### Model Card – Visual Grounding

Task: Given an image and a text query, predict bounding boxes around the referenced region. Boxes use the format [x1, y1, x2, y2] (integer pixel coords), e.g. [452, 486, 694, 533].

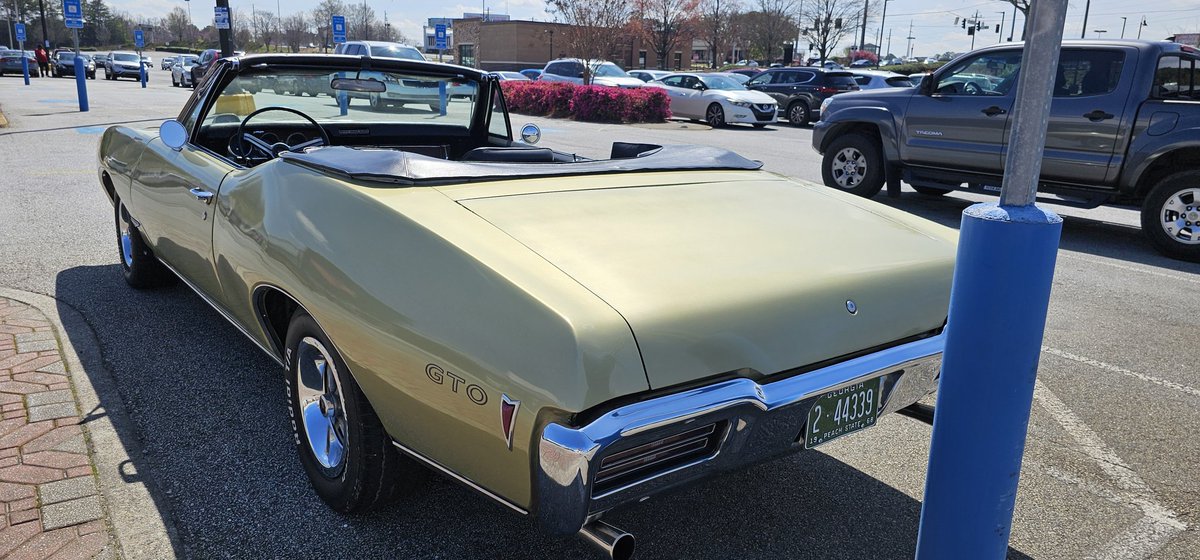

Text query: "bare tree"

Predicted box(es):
[633, 0, 700, 70]
[346, 3, 376, 41]
[999, 0, 1029, 40]
[164, 6, 192, 44]
[800, 0, 860, 64]
[546, 0, 633, 83]
[282, 13, 310, 53]
[312, 0, 345, 52]
[253, 10, 278, 51]
[738, 0, 799, 63]
[699, 0, 740, 67]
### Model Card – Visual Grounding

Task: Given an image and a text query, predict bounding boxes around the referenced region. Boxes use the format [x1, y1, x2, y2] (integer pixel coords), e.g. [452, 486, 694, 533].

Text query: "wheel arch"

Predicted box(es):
[816, 110, 900, 162]
[252, 283, 303, 360]
[1131, 146, 1200, 200]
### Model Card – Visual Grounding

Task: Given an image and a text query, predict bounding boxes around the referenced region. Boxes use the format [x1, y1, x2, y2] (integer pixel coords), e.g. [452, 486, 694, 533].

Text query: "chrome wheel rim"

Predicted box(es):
[830, 147, 867, 189]
[117, 203, 134, 268]
[1160, 187, 1200, 245]
[295, 336, 349, 472]
[707, 105, 724, 127]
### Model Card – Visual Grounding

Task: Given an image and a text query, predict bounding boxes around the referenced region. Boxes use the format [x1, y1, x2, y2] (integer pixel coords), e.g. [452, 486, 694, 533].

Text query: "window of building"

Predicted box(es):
[458, 44, 475, 68]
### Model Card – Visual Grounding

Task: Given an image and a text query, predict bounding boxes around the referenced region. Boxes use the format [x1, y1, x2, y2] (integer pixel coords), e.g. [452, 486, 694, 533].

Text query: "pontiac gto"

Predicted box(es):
[97, 54, 956, 558]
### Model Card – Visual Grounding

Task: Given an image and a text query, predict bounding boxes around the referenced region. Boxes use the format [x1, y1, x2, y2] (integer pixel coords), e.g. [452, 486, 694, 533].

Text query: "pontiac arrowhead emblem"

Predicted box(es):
[846, 299, 858, 315]
[500, 394, 520, 450]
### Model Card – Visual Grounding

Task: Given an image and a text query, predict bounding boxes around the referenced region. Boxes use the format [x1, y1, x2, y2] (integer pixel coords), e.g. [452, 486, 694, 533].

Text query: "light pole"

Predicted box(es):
[1119, 17, 1127, 38]
[1080, 0, 1090, 39]
[997, 11, 1006, 44]
[1008, 3, 1017, 41]
[1137, 16, 1147, 39]
[876, 0, 891, 58]
[1094, 29, 1106, 38]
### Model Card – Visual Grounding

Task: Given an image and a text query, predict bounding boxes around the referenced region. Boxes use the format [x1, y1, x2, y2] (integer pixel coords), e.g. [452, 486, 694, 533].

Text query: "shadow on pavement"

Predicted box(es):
[876, 192, 1200, 275]
[55, 264, 1034, 559]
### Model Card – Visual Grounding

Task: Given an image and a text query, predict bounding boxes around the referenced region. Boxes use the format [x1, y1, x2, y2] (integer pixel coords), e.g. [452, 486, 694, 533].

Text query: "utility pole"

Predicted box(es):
[1137, 16, 1146, 39]
[886, 28, 892, 59]
[859, 0, 869, 58]
[906, 19, 914, 58]
[216, 0, 233, 57]
[997, 11, 1006, 44]
[877, 0, 890, 58]
[362, 0, 369, 40]
[1008, 3, 1017, 41]
[1119, 16, 1127, 38]
[1080, 0, 1089, 39]
[38, 0, 47, 48]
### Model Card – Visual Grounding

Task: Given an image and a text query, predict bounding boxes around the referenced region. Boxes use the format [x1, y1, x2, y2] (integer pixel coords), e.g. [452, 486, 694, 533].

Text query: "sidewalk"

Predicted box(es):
[0, 297, 113, 558]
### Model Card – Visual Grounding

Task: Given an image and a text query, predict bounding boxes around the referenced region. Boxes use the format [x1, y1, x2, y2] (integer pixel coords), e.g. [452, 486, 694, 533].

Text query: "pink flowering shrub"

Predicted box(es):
[500, 81, 670, 123]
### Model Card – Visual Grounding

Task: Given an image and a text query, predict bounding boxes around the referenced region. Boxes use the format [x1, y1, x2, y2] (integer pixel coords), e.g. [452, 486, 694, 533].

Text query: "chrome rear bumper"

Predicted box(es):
[534, 332, 944, 535]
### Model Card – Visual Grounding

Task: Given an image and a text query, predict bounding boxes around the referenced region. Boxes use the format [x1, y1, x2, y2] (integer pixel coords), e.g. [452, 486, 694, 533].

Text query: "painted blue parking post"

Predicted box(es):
[915, 0, 1069, 559]
[438, 82, 447, 116]
[16, 24, 29, 85]
[135, 30, 146, 88]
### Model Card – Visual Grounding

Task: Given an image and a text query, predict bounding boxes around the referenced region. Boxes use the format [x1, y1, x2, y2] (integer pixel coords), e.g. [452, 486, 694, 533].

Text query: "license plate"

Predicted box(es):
[803, 377, 883, 448]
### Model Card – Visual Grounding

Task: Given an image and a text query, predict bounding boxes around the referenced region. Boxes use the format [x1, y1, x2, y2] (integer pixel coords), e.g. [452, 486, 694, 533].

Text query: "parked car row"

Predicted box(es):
[0, 49, 40, 77]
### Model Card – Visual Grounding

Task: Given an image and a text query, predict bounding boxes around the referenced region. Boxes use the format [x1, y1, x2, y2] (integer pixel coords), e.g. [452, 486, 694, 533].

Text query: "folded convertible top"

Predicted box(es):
[279, 144, 763, 186]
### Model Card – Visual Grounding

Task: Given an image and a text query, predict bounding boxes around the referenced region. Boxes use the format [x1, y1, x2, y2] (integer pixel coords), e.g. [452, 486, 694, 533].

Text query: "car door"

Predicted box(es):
[901, 48, 1021, 174]
[659, 75, 699, 117]
[1032, 48, 1133, 186]
[745, 70, 782, 106]
[129, 83, 233, 299]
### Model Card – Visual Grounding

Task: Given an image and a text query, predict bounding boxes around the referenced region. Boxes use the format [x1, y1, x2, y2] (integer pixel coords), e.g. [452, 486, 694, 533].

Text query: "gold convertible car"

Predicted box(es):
[97, 55, 955, 559]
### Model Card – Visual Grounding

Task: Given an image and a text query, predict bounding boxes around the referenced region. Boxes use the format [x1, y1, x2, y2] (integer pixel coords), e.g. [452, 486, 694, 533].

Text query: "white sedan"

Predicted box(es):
[650, 73, 777, 128]
[170, 55, 200, 87]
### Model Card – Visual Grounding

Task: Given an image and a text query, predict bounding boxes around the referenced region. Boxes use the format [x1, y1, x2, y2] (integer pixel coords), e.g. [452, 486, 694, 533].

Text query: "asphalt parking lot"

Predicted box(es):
[1, 61, 1198, 559]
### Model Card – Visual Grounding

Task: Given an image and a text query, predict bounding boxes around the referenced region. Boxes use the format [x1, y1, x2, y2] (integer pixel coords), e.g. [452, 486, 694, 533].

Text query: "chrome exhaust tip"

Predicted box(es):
[578, 520, 636, 560]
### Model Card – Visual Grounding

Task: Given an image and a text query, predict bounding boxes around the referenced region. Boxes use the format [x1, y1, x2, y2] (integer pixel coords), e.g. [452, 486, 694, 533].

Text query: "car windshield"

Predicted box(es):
[370, 45, 424, 61]
[201, 68, 480, 129]
[180, 56, 198, 65]
[58, 52, 76, 61]
[593, 63, 629, 77]
[113, 53, 138, 62]
[699, 75, 746, 90]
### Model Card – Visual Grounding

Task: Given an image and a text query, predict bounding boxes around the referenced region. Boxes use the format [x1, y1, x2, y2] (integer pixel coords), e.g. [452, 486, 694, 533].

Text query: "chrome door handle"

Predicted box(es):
[189, 187, 214, 204]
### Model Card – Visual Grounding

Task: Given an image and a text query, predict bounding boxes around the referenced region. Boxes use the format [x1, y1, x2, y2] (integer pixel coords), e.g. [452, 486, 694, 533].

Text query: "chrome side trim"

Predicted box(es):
[155, 258, 284, 367]
[390, 440, 528, 515]
[535, 332, 945, 536]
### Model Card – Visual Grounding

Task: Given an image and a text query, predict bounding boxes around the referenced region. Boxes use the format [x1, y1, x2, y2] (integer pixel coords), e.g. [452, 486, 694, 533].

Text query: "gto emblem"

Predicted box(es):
[846, 300, 858, 315]
[425, 364, 488, 405]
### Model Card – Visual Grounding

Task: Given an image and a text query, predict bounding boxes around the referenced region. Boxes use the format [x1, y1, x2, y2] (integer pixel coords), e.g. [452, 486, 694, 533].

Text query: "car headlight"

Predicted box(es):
[730, 101, 754, 108]
[820, 98, 832, 117]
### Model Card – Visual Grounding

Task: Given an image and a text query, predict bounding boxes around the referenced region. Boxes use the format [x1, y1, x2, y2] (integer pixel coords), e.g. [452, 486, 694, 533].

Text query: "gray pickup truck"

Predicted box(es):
[813, 40, 1200, 262]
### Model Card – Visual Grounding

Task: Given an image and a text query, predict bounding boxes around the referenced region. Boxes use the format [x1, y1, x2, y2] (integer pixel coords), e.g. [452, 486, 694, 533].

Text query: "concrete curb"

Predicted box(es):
[0, 287, 179, 559]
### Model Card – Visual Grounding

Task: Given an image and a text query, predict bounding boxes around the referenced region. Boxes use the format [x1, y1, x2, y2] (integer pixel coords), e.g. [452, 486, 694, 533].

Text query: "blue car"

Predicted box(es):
[0, 50, 40, 77]
[519, 68, 542, 80]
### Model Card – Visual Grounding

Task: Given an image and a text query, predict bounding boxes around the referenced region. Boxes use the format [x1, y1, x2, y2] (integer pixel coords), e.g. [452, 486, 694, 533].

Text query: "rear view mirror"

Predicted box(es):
[520, 123, 541, 145]
[159, 120, 187, 151]
[331, 78, 385, 92]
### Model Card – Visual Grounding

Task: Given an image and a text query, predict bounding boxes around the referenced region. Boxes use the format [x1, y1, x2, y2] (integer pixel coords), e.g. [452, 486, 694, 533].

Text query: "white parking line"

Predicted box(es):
[1033, 380, 1186, 559]
[1058, 253, 1200, 285]
[1042, 346, 1200, 399]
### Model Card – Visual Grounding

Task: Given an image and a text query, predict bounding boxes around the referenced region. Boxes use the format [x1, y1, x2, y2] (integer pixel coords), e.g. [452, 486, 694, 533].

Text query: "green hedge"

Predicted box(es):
[878, 62, 947, 75]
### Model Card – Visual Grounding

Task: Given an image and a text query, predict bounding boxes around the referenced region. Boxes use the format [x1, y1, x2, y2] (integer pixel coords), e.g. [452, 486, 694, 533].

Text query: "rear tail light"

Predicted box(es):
[817, 86, 839, 94]
[594, 421, 725, 494]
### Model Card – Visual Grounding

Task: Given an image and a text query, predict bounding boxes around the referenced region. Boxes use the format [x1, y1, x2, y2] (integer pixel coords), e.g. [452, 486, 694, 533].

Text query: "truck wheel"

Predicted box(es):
[821, 133, 885, 197]
[115, 200, 175, 289]
[1140, 171, 1200, 262]
[787, 101, 810, 127]
[285, 312, 420, 513]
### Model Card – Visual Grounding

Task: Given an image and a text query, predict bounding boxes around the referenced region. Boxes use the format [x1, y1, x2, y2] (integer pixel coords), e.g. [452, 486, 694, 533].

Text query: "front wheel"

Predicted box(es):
[1140, 170, 1200, 262]
[285, 312, 421, 512]
[706, 103, 726, 128]
[787, 101, 811, 127]
[114, 200, 175, 289]
[821, 132, 886, 197]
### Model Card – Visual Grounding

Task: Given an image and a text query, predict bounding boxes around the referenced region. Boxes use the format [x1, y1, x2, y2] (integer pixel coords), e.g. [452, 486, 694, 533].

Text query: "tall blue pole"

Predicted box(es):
[140, 61, 147, 88]
[21, 46, 30, 85]
[914, 0, 1069, 558]
[72, 28, 88, 112]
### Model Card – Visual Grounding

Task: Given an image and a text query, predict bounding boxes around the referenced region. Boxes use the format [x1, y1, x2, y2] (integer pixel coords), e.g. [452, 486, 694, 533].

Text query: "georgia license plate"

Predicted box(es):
[803, 377, 884, 448]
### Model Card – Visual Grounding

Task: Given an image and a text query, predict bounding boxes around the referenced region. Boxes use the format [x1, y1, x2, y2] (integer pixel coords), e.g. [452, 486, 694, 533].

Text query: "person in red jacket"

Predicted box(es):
[34, 46, 49, 77]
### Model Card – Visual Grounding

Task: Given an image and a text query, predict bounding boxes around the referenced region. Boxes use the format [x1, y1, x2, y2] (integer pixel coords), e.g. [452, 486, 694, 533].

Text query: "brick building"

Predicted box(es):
[449, 17, 703, 72]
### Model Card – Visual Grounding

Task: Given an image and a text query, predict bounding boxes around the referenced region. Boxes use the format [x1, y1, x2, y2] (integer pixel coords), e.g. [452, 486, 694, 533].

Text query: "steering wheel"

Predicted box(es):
[232, 106, 330, 163]
[963, 81, 982, 95]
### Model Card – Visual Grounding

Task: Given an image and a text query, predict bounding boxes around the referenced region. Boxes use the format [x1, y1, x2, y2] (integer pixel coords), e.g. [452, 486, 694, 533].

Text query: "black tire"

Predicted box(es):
[114, 200, 175, 289]
[821, 132, 886, 197]
[1140, 170, 1200, 263]
[912, 185, 951, 196]
[284, 312, 420, 513]
[706, 103, 726, 128]
[787, 101, 811, 127]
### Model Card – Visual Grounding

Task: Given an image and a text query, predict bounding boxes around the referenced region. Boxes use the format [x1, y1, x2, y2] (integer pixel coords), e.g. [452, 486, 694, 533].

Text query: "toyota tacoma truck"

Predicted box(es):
[813, 39, 1200, 262]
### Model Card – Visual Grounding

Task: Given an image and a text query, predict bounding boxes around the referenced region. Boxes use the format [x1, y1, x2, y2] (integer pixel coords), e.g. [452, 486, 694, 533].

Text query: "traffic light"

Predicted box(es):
[995, 24, 1000, 33]
[835, 18, 842, 29]
[962, 20, 966, 29]
[954, 17, 959, 25]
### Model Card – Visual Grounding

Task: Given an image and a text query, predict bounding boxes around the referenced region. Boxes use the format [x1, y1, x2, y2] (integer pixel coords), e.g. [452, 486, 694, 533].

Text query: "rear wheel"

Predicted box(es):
[114, 200, 175, 289]
[787, 101, 811, 127]
[285, 312, 421, 513]
[821, 132, 885, 197]
[1140, 170, 1200, 262]
[706, 103, 726, 128]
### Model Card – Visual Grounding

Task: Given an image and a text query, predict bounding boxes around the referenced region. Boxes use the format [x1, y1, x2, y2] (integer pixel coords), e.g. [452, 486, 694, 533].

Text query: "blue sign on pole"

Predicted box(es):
[63, 0, 84, 28]
[14, 23, 26, 42]
[332, 15, 347, 44]
[214, 7, 231, 30]
[434, 24, 448, 50]
[134, 29, 145, 49]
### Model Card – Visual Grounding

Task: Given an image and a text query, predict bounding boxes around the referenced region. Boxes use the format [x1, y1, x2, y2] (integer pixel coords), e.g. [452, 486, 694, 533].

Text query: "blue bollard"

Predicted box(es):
[438, 82, 447, 116]
[915, 202, 1062, 560]
[21, 56, 30, 85]
[140, 63, 147, 88]
[74, 56, 89, 112]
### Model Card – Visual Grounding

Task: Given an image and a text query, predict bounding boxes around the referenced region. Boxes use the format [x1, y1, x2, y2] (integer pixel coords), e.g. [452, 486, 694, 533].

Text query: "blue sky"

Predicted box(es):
[113, 0, 1200, 58]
